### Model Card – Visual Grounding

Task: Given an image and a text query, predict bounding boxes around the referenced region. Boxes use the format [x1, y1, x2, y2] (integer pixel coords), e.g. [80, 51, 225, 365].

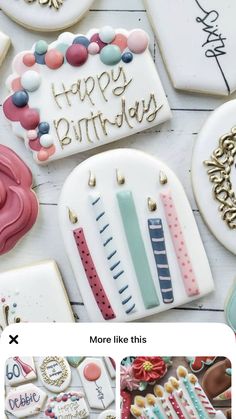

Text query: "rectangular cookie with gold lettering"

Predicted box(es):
[3, 28, 171, 164]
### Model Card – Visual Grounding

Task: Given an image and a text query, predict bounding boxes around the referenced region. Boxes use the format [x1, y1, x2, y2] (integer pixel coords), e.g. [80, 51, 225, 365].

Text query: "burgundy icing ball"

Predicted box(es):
[90, 33, 107, 50]
[21, 108, 40, 130]
[66, 44, 88, 66]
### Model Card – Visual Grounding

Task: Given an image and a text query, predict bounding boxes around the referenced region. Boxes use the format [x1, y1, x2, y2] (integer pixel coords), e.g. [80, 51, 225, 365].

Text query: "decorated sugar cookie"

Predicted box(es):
[98, 409, 116, 419]
[44, 391, 89, 418]
[5, 383, 47, 418]
[129, 366, 226, 419]
[0, 260, 74, 333]
[67, 356, 85, 368]
[3, 28, 171, 164]
[5, 357, 36, 387]
[78, 358, 115, 409]
[105, 357, 116, 379]
[38, 356, 71, 393]
[0, 0, 94, 32]
[202, 359, 231, 399]
[0, 145, 38, 255]
[0, 31, 10, 66]
[145, 0, 236, 96]
[186, 356, 216, 373]
[192, 100, 236, 254]
[59, 149, 214, 322]
[225, 279, 236, 332]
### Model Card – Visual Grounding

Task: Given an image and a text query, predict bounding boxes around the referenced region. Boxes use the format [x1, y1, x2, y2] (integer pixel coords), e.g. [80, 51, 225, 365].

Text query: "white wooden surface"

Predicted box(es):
[0, 0, 235, 324]
[5, 357, 116, 418]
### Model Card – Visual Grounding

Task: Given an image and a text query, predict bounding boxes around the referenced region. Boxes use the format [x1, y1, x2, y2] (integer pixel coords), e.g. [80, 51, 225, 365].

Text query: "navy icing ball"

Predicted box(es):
[12, 90, 29, 107]
[122, 52, 133, 63]
[38, 122, 50, 134]
[73, 36, 90, 48]
[34, 52, 46, 65]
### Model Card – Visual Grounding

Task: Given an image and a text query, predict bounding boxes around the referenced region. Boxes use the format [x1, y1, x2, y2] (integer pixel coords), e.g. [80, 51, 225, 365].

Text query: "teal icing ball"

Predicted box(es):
[35, 40, 48, 55]
[100, 44, 121, 65]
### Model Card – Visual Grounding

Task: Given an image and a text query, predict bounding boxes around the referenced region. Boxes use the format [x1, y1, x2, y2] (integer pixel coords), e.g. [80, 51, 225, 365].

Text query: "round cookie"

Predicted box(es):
[3, 28, 171, 164]
[98, 410, 116, 419]
[0, 0, 95, 32]
[37, 356, 71, 393]
[202, 359, 232, 399]
[145, 0, 236, 96]
[192, 100, 236, 254]
[59, 149, 214, 322]
[0, 144, 38, 255]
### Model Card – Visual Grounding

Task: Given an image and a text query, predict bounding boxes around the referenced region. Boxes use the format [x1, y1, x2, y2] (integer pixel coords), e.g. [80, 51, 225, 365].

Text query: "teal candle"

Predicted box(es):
[117, 190, 160, 309]
[183, 377, 207, 419]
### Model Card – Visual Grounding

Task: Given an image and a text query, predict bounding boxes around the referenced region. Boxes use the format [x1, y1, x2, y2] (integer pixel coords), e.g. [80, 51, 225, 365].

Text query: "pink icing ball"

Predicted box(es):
[88, 42, 100, 55]
[23, 53, 36, 67]
[45, 49, 64, 69]
[11, 78, 22, 92]
[66, 44, 88, 66]
[127, 29, 149, 54]
[90, 33, 106, 50]
[111, 33, 127, 52]
[27, 130, 38, 140]
[83, 362, 101, 381]
[21, 109, 40, 130]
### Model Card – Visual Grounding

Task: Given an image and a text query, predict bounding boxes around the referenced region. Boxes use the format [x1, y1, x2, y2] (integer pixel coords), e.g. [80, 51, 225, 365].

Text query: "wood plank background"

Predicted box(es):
[5, 357, 116, 418]
[0, 0, 235, 323]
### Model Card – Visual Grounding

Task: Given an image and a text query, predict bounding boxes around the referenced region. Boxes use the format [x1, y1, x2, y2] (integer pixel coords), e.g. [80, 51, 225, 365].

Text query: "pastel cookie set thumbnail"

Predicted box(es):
[5, 356, 116, 418]
[120, 357, 231, 419]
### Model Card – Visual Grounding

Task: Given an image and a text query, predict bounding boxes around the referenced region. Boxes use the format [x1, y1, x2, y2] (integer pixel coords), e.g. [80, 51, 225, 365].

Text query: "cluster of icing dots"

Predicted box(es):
[45, 393, 83, 417]
[6, 27, 149, 162]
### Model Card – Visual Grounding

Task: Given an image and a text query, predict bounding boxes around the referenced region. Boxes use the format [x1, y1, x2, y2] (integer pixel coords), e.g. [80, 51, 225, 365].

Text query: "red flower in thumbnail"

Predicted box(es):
[132, 357, 167, 383]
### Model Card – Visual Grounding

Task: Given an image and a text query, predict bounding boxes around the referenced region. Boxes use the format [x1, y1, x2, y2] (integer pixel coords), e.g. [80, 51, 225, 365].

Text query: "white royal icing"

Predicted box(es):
[145, 0, 236, 96]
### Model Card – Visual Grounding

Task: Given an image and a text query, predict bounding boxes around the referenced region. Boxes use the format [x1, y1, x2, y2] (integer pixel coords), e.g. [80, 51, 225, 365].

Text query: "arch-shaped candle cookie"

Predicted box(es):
[59, 149, 214, 322]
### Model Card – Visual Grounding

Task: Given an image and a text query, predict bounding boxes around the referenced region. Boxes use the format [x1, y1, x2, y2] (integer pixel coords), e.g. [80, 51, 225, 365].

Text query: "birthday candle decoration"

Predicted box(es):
[146, 394, 165, 419]
[90, 193, 136, 314]
[117, 190, 160, 309]
[164, 383, 186, 419]
[154, 385, 174, 419]
[189, 374, 217, 417]
[70, 210, 115, 320]
[148, 219, 174, 304]
[169, 377, 197, 418]
[177, 367, 208, 419]
[160, 191, 200, 297]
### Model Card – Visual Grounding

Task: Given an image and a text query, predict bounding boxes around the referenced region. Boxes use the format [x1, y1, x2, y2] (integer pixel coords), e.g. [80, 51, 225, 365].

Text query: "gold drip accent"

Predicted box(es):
[148, 197, 157, 212]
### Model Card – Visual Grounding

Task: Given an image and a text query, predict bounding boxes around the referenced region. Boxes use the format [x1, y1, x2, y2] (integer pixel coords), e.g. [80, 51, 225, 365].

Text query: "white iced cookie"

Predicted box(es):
[3, 27, 171, 164]
[5, 357, 37, 387]
[37, 356, 71, 393]
[0, 31, 10, 66]
[44, 391, 89, 418]
[192, 100, 236, 254]
[5, 383, 47, 418]
[98, 410, 116, 419]
[145, 0, 236, 96]
[0, 260, 74, 333]
[0, 0, 94, 32]
[104, 357, 116, 379]
[59, 148, 214, 322]
[77, 358, 115, 409]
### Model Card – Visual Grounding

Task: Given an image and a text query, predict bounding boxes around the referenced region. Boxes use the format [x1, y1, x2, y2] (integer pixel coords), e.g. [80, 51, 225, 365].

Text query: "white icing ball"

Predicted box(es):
[99, 26, 116, 43]
[21, 70, 41, 92]
[40, 134, 53, 148]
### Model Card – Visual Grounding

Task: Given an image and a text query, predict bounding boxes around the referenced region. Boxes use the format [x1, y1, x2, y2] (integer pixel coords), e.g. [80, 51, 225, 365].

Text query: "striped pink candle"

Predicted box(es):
[160, 191, 199, 297]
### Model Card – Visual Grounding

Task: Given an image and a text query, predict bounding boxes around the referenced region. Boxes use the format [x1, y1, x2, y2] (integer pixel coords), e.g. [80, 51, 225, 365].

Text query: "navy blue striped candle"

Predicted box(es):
[148, 219, 174, 303]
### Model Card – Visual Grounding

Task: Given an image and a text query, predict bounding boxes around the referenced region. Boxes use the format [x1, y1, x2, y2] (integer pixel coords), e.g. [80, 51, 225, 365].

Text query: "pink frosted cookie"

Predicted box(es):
[0, 145, 38, 255]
